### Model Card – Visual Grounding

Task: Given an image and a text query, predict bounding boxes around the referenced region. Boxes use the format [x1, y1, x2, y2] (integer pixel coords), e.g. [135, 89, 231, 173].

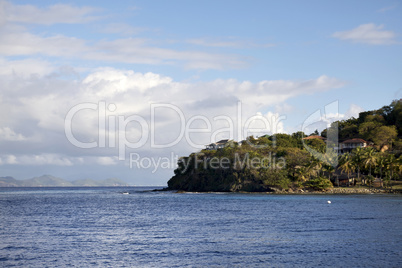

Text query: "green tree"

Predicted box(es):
[320, 128, 327, 138]
[339, 124, 359, 140]
[256, 136, 272, 147]
[303, 177, 333, 191]
[280, 148, 311, 180]
[384, 154, 397, 188]
[352, 147, 365, 184]
[339, 153, 355, 184]
[363, 148, 378, 179]
[292, 131, 306, 140]
[371, 125, 397, 149]
[295, 166, 309, 182]
[323, 163, 335, 181]
[269, 133, 298, 148]
[291, 131, 306, 148]
[365, 114, 386, 124]
[358, 121, 381, 141]
[305, 138, 326, 154]
[376, 153, 387, 179]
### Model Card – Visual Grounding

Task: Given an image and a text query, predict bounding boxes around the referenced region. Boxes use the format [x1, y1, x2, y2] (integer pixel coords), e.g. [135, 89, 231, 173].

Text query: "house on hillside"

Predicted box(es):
[205, 139, 230, 150]
[338, 138, 367, 154]
[301, 135, 368, 155]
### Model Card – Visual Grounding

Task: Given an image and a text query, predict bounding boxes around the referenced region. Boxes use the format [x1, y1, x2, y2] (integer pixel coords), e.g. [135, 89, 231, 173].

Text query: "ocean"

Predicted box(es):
[0, 187, 401, 267]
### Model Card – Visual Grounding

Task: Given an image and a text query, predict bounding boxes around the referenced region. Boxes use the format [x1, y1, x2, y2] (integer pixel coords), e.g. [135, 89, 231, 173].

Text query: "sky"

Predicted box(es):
[0, 0, 401, 185]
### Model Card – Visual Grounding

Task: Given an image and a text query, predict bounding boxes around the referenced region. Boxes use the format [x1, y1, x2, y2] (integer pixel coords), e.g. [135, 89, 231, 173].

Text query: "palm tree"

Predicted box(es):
[339, 153, 355, 186]
[383, 154, 396, 188]
[363, 148, 378, 187]
[324, 164, 335, 181]
[376, 153, 387, 179]
[363, 148, 377, 177]
[352, 147, 365, 185]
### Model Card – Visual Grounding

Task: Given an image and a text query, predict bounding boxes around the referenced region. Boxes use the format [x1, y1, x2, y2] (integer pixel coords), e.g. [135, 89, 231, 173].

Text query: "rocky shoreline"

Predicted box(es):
[270, 187, 401, 194]
[172, 187, 402, 194]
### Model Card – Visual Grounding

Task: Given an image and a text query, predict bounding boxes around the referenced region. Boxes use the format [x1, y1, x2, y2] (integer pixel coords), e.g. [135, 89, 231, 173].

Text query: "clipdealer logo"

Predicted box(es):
[64, 101, 285, 160]
[64, 100, 340, 171]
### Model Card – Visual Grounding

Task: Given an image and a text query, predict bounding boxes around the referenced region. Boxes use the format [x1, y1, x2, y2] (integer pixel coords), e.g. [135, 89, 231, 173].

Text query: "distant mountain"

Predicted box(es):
[0, 175, 129, 187]
[0, 176, 23, 187]
[23, 175, 74, 187]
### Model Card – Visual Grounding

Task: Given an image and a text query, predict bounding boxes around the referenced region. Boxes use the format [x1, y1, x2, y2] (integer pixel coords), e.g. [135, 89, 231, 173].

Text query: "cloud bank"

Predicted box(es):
[0, 66, 345, 168]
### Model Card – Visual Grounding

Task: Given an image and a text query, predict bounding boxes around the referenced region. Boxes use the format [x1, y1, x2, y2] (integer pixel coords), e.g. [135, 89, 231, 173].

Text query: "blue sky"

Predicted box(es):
[0, 0, 401, 185]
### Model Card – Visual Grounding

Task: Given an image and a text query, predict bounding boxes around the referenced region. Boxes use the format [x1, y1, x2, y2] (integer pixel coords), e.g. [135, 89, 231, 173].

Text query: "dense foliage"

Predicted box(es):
[167, 100, 402, 192]
[322, 99, 402, 150]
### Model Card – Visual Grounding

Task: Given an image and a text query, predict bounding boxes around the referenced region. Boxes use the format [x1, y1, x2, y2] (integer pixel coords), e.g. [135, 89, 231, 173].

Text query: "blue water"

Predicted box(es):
[0, 187, 401, 267]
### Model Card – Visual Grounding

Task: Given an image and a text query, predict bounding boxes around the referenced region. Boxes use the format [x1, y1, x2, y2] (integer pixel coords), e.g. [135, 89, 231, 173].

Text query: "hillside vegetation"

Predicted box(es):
[167, 100, 402, 192]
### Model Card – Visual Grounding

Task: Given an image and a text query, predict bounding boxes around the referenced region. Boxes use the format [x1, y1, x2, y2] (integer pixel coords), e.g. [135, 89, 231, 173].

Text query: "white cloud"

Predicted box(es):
[6, 155, 17, 164]
[2, 1, 99, 25]
[0, 127, 26, 141]
[96, 156, 118, 166]
[83, 68, 173, 96]
[344, 104, 364, 119]
[332, 23, 397, 45]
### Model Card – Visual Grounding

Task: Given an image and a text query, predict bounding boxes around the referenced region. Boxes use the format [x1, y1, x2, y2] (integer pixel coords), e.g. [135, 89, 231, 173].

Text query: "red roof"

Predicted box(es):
[302, 135, 326, 140]
[341, 138, 366, 144]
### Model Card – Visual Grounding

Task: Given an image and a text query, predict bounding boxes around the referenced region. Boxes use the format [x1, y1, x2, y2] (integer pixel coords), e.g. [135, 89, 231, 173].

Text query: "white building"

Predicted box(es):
[338, 138, 367, 154]
[205, 139, 230, 150]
